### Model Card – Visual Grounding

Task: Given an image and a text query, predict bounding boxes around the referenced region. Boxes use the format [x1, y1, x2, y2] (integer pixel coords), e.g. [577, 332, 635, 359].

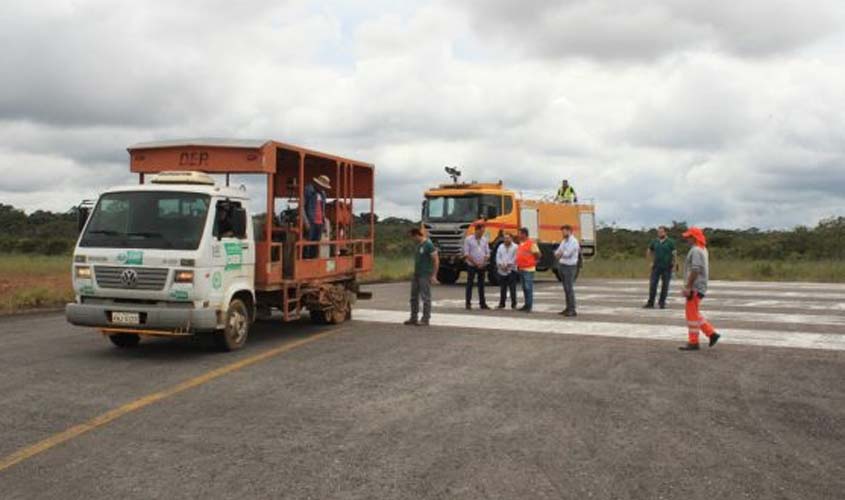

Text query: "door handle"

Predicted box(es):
[241, 243, 249, 250]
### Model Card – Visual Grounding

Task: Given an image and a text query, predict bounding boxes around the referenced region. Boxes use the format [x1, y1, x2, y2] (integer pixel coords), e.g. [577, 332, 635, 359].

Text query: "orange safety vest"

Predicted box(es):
[516, 239, 538, 270]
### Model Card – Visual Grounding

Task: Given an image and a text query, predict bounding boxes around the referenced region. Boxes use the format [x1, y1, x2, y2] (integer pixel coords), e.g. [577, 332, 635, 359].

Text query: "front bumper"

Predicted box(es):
[66, 302, 219, 333]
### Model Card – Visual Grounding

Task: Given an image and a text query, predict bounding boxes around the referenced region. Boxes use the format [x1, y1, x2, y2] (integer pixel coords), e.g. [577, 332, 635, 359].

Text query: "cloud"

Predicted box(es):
[459, 0, 845, 61]
[0, 0, 843, 230]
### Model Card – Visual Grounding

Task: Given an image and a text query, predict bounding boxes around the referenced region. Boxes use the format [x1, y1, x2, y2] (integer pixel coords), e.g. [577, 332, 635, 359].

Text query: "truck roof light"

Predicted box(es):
[150, 171, 215, 186]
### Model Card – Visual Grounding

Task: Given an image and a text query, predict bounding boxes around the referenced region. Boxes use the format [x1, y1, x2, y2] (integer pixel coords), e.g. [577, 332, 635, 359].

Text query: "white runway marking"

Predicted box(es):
[598, 279, 845, 291]
[429, 299, 845, 327]
[550, 285, 845, 300]
[533, 292, 845, 311]
[355, 309, 845, 352]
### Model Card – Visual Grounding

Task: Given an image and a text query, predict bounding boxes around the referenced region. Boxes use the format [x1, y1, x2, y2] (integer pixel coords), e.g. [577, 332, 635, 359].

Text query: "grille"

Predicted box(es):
[429, 231, 464, 257]
[94, 266, 169, 291]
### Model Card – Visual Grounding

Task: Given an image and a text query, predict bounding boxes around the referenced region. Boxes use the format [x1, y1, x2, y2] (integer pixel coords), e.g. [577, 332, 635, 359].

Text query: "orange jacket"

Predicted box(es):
[516, 239, 538, 270]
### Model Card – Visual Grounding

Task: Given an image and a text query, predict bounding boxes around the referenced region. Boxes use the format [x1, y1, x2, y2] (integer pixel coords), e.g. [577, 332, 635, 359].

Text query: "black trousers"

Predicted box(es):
[498, 272, 517, 307]
[648, 266, 673, 306]
[465, 267, 487, 306]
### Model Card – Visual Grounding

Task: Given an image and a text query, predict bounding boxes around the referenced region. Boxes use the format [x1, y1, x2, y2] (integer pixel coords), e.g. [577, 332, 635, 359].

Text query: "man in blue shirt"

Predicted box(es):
[554, 224, 580, 316]
[303, 175, 330, 259]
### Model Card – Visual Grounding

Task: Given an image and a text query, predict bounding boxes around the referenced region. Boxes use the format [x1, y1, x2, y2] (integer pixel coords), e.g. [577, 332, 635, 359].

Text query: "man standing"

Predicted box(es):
[463, 223, 490, 310]
[405, 228, 439, 327]
[679, 227, 721, 351]
[303, 175, 331, 259]
[555, 180, 578, 204]
[554, 225, 580, 317]
[516, 227, 541, 312]
[644, 225, 677, 309]
[496, 232, 518, 309]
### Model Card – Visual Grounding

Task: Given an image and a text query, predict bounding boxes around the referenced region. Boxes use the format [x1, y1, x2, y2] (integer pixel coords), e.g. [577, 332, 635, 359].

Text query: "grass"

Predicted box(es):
[0, 254, 73, 313]
[581, 257, 845, 282]
[1, 253, 842, 314]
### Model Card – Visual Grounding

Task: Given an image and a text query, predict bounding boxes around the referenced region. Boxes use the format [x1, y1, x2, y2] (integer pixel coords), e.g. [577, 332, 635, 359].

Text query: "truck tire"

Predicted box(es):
[437, 268, 459, 285]
[214, 298, 249, 351]
[309, 309, 329, 325]
[109, 333, 140, 348]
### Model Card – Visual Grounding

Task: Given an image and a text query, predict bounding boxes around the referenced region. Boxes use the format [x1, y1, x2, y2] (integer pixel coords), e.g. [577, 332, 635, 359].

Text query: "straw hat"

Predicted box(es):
[313, 175, 331, 190]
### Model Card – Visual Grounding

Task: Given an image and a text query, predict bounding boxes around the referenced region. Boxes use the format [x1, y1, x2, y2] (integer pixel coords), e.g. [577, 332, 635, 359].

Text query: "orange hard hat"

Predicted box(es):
[682, 227, 707, 247]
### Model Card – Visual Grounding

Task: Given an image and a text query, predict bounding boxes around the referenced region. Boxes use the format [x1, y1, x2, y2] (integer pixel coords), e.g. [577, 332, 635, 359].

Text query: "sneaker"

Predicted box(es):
[678, 343, 700, 351]
[403, 319, 418, 326]
[709, 332, 721, 347]
[417, 319, 430, 327]
[563, 310, 577, 317]
[642, 303, 655, 309]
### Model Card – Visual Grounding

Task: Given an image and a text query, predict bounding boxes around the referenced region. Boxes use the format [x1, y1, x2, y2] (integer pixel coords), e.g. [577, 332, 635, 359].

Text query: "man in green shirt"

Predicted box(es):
[405, 228, 439, 326]
[644, 225, 677, 309]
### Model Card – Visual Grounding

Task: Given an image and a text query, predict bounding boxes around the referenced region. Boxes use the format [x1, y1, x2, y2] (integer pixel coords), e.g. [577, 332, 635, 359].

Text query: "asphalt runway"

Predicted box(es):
[0, 278, 843, 499]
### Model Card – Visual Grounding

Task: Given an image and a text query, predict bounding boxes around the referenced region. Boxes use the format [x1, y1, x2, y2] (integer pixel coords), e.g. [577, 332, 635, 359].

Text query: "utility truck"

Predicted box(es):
[422, 169, 596, 284]
[67, 139, 375, 350]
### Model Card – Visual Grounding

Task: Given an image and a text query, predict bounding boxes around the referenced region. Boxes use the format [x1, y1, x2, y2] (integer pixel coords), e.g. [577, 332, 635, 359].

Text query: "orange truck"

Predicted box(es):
[422, 175, 596, 284]
[67, 139, 375, 350]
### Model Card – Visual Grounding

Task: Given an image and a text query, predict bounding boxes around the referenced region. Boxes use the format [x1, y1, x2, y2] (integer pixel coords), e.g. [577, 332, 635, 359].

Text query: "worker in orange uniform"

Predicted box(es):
[516, 227, 541, 312]
[679, 227, 722, 351]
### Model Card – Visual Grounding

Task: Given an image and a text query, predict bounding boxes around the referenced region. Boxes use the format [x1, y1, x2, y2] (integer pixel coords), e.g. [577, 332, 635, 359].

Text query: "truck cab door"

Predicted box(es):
[211, 200, 254, 297]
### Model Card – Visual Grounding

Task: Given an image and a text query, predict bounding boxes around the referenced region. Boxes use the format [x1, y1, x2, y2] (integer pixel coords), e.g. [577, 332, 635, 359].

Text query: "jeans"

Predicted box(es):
[498, 271, 517, 307]
[465, 266, 487, 306]
[648, 266, 672, 306]
[410, 275, 432, 321]
[305, 223, 323, 259]
[559, 264, 577, 312]
[519, 270, 534, 310]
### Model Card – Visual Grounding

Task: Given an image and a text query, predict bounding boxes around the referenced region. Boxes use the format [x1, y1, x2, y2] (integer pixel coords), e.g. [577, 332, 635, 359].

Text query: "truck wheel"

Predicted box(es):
[437, 268, 459, 285]
[109, 333, 140, 348]
[309, 309, 329, 325]
[215, 299, 249, 351]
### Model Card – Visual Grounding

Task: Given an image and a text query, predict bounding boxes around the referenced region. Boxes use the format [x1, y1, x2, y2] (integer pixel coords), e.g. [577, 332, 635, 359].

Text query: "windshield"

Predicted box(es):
[80, 191, 211, 250]
[424, 195, 504, 222]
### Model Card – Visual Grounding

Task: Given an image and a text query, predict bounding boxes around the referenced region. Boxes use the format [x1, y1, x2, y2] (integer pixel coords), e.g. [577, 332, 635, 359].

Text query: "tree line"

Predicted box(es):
[1, 203, 842, 260]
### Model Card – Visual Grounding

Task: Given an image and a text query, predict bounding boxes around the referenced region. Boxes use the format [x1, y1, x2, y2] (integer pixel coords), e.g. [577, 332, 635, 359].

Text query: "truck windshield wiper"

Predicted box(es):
[126, 231, 163, 238]
[86, 229, 122, 236]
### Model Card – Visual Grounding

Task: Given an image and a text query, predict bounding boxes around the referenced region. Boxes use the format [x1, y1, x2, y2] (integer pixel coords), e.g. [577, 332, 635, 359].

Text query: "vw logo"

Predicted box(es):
[120, 268, 138, 288]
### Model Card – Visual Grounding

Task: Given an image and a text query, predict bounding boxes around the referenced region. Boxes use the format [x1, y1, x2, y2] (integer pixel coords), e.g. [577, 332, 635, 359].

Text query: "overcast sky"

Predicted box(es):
[1, 0, 844, 228]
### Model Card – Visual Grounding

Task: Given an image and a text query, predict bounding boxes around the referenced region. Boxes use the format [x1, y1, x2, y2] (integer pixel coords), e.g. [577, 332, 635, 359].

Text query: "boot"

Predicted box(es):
[709, 333, 721, 347]
[403, 318, 418, 326]
[678, 343, 700, 351]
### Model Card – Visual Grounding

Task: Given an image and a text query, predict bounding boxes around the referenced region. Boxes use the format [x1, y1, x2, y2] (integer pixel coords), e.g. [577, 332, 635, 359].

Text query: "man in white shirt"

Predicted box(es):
[463, 223, 490, 310]
[554, 224, 580, 317]
[495, 232, 518, 309]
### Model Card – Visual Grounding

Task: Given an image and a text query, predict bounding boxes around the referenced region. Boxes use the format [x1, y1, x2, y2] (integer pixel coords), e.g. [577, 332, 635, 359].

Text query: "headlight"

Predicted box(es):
[174, 270, 194, 283]
[75, 266, 92, 279]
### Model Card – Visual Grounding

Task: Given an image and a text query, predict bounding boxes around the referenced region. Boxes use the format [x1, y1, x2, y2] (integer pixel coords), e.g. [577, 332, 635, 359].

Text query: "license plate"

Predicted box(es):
[111, 312, 140, 325]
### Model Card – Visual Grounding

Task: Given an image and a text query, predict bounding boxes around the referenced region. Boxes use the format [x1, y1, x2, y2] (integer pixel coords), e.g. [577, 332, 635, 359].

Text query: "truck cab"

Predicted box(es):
[67, 172, 257, 349]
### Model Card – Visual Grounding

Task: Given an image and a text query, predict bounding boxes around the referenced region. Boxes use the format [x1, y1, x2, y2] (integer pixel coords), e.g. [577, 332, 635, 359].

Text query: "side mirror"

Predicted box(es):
[231, 207, 247, 239]
[421, 200, 428, 219]
[77, 202, 93, 233]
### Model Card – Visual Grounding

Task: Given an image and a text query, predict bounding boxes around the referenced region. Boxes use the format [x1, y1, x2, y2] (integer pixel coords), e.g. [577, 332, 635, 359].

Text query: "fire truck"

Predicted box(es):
[422, 170, 596, 284]
[67, 139, 375, 351]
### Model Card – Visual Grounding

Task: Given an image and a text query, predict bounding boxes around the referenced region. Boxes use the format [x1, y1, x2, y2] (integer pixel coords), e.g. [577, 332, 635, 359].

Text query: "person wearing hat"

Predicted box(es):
[679, 227, 721, 351]
[304, 175, 331, 259]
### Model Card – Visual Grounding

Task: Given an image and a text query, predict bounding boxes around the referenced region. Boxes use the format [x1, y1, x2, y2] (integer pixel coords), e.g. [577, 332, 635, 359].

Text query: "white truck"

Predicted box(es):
[66, 139, 376, 350]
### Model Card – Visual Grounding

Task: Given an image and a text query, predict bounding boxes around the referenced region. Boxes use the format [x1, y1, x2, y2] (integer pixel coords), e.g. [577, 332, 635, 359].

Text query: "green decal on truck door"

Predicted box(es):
[223, 243, 243, 271]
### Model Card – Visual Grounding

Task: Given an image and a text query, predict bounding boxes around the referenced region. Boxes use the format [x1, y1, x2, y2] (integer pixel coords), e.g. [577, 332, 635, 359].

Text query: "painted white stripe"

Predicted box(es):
[355, 309, 845, 351]
[531, 293, 845, 311]
[547, 285, 845, 300]
[430, 299, 845, 326]
[597, 279, 845, 291]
